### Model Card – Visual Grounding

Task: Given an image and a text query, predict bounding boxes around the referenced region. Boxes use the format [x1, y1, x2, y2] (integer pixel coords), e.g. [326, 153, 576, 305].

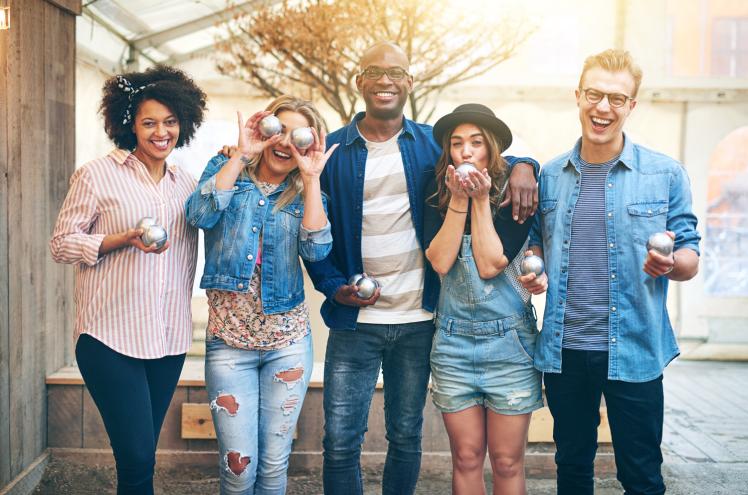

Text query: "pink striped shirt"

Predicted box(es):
[50, 149, 198, 359]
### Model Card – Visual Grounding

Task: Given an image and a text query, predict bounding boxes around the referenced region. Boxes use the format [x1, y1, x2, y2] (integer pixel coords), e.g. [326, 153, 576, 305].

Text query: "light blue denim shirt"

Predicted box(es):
[529, 135, 701, 382]
[185, 154, 332, 314]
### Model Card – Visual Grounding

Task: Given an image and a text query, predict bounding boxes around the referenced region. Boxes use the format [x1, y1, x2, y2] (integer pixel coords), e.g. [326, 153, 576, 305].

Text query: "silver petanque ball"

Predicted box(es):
[520, 254, 545, 276]
[291, 127, 314, 149]
[142, 224, 168, 249]
[646, 232, 674, 256]
[348, 273, 364, 287]
[455, 163, 478, 180]
[355, 276, 380, 299]
[259, 115, 282, 137]
[136, 216, 157, 232]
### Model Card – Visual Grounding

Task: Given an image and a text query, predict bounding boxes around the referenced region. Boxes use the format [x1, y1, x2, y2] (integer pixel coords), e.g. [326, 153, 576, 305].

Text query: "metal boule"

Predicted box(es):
[520, 254, 545, 276]
[455, 163, 478, 179]
[646, 232, 673, 256]
[136, 216, 157, 232]
[291, 127, 314, 149]
[259, 115, 282, 137]
[348, 273, 364, 287]
[142, 224, 168, 249]
[355, 276, 380, 299]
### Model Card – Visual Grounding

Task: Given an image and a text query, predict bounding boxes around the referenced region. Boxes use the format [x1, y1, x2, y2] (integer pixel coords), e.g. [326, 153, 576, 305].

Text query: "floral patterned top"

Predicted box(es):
[206, 180, 310, 350]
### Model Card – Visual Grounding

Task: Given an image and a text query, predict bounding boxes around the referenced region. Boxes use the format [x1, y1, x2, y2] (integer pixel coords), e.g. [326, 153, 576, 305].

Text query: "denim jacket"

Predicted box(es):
[529, 135, 701, 382]
[185, 154, 332, 314]
[304, 112, 541, 331]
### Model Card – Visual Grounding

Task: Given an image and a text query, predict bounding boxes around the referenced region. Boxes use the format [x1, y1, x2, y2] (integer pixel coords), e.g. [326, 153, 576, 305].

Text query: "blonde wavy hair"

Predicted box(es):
[579, 49, 643, 98]
[429, 122, 508, 229]
[241, 95, 327, 211]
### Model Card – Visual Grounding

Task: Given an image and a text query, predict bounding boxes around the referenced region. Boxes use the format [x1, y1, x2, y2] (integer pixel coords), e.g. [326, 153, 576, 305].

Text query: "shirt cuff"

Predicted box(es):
[83, 234, 107, 267]
[299, 221, 332, 243]
[199, 176, 235, 211]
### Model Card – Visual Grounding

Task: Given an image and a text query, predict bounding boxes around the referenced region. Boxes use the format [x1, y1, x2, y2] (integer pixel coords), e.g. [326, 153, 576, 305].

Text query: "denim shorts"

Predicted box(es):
[430, 317, 543, 415]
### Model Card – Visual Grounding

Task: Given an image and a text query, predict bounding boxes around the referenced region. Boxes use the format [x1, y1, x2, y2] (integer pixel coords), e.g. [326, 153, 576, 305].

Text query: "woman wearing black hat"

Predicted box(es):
[424, 104, 544, 494]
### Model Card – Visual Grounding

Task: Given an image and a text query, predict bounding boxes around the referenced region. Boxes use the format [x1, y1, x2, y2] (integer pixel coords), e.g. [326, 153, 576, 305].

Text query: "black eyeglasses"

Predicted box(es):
[360, 66, 410, 81]
[580, 88, 634, 108]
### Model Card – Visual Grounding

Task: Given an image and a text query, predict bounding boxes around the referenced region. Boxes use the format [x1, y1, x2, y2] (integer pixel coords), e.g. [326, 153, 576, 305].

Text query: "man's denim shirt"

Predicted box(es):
[305, 112, 540, 331]
[529, 135, 701, 382]
[185, 154, 332, 315]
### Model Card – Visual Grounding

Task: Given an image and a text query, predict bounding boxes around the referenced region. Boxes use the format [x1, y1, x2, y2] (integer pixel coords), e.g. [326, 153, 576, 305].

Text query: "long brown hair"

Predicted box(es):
[241, 95, 327, 210]
[429, 122, 509, 226]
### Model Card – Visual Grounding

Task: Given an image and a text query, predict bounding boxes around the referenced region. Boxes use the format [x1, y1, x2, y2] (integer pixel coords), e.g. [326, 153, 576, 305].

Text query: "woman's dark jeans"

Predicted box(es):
[76, 334, 185, 495]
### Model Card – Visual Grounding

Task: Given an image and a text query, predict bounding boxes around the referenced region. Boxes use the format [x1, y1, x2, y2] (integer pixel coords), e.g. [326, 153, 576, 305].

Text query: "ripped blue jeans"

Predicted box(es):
[205, 333, 313, 495]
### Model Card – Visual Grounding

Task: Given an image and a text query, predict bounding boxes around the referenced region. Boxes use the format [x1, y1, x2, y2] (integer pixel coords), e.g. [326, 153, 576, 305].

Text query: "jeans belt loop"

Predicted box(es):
[446, 319, 453, 336]
[496, 319, 505, 337]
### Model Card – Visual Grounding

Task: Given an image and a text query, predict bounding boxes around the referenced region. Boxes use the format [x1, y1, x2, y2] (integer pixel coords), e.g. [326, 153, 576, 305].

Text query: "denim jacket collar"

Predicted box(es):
[567, 134, 637, 173]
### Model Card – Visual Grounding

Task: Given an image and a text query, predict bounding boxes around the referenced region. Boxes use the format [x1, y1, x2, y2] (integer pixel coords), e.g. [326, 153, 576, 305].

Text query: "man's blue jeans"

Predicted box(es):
[544, 349, 666, 495]
[322, 320, 434, 495]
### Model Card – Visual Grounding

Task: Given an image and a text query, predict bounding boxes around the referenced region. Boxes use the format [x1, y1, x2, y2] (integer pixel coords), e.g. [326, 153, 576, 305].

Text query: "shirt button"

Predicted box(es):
[238, 283, 244, 289]
[259, 199, 266, 206]
[294, 209, 301, 214]
[608, 212, 612, 217]
[555, 332, 561, 337]
[608, 183, 613, 188]
[247, 254, 254, 261]
[611, 337, 617, 343]
[647, 209, 653, 214]
[611, 306, 617, 312]
[252, 227, 258, 233]
[609, 243, 615, 248]
[233, 186, 238, 190]
[611, 274, 616, 279]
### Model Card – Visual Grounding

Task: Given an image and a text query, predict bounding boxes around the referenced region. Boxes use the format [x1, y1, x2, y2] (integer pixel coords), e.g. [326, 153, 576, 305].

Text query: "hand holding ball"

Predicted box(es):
[291, 127, 314, 149]
[259, 115, 282, 137]
[347, 273, 380, 299]
[646, 232, 674, 256]
[520, 254, 545, 276]
[137, 217, 168, 249]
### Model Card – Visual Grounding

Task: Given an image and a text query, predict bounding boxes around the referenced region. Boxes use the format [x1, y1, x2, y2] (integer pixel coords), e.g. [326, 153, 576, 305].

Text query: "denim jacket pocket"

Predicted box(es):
[626, 200, 669, 243]
[279, 204, 303, 235]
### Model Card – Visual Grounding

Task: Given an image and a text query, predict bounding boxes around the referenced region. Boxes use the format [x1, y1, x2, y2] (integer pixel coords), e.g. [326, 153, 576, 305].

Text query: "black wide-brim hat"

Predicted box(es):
[432, 103, 513, 150]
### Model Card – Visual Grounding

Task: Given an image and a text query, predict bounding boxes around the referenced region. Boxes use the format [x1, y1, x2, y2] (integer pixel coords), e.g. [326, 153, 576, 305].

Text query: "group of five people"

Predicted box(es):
[51, 42, 700, 495]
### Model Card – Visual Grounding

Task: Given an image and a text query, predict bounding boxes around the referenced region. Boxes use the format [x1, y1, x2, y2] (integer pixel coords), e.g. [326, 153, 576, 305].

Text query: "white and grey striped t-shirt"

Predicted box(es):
[357, 130, 433, 324]
[562, 155, 619, 351]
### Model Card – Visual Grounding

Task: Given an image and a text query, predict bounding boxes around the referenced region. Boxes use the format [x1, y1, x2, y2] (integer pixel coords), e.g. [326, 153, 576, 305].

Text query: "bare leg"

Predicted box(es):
[486, 410, 532, 495]
[442, 405, 488, 495]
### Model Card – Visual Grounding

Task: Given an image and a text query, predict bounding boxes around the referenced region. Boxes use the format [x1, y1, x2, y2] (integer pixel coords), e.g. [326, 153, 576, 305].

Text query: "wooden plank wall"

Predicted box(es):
[0, 0, 79, 489]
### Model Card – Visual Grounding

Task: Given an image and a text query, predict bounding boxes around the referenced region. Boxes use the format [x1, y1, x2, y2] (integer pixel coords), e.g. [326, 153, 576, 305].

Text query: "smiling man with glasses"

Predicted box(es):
[519, 49, 701, 495]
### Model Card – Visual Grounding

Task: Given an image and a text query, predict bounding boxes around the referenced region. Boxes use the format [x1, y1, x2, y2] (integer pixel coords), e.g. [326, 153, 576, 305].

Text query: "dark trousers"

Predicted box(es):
[322, 321, 435, 495]
[75, 334, 185, 495]
[544, 349, 665, 495]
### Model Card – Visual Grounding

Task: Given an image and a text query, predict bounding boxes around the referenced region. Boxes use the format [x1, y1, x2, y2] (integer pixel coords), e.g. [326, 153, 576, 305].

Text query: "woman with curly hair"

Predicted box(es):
[424, 104, 543, 494]
[50, 65, 206, 494]
[185, 95, 336, 493]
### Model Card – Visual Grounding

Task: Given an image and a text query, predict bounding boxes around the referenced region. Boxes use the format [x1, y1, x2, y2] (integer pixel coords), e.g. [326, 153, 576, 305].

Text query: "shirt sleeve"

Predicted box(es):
[49, 167, 106, 266]
[494, 206, 534, 262]
[422, 175, 443, 253]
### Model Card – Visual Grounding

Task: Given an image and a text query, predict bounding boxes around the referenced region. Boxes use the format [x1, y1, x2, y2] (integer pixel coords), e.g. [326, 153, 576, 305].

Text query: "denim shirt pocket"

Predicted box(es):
[626, 201, 669, 244]
[539, 198, 558, 241]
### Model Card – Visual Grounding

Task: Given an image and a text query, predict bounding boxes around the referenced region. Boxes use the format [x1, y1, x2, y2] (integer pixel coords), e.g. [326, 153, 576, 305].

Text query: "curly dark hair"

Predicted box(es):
[100, 65, 207, 150]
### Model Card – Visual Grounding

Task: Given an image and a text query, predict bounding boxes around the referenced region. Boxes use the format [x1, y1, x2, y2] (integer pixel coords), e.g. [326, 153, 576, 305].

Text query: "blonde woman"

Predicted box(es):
[185, 95, 337, 494]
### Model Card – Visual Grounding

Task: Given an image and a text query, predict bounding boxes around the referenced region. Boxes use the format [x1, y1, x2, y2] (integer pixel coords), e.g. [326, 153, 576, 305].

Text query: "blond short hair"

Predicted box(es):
[578, 49, 643, 98]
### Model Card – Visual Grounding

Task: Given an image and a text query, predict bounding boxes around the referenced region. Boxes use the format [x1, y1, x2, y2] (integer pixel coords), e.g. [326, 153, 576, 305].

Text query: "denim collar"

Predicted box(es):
[343, 112, 416, 147]
[566, 133, 636, 173]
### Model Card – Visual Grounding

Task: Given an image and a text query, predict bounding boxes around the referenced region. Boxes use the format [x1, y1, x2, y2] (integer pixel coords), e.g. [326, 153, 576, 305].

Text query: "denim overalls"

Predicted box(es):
[430, 234, 544, 414]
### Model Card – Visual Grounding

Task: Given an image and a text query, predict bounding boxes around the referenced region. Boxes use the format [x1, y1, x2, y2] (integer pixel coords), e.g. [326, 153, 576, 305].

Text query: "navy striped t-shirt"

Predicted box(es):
[562, 154, 619, 351]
